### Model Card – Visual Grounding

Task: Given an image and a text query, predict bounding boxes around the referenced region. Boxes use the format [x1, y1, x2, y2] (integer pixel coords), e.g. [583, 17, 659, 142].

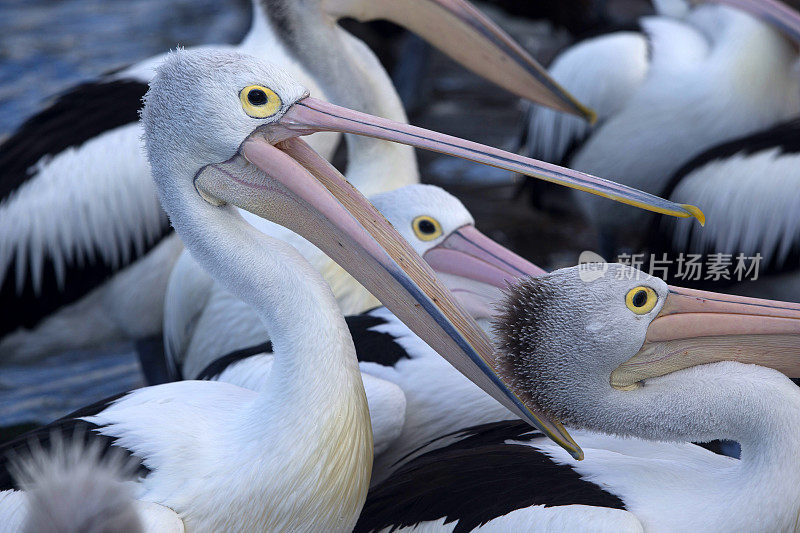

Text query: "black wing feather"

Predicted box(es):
[0, 78, 174, 338]
[195, 342, 273, 381]
[347, 311, 410, 366]
[0, 78, 149, 204]
[647, 118, 800, 277]
[661, 117, 800, 201]
[355, 420, 625, 533]
[0, 217, 172, 338]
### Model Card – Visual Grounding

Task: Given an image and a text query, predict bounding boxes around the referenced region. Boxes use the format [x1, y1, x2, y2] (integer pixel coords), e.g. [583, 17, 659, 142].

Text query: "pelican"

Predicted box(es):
[0, 0, 589, 363]
[355, 263, 800, 532]
[0, 49, 595, 530]
[0, 434, 183, 532]
[653, 4, 800, 301]
[524, 0, 800, 253]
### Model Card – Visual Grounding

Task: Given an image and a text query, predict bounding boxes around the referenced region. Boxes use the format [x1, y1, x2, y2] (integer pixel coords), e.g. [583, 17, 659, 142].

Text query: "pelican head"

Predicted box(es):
[146, 49, 644, 457]
[372, 184, 547, 325]
[495, 263, 800, 439]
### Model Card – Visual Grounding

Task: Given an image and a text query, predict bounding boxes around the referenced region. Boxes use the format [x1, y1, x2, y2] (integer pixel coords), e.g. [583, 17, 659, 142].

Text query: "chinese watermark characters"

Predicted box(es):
[578, 251, 762, 282]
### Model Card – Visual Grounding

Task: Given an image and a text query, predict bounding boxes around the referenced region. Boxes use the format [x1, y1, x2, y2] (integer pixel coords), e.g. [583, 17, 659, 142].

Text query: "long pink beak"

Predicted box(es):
[334, 0, 595, 120]
[425, 225, 547, 288]
[424, 225, 547, 320]
[264, 97, 704, 223]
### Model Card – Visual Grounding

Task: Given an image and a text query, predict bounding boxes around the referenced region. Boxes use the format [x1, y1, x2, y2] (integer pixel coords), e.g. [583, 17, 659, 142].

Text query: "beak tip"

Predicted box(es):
[682, 204, 706, 226]
[540, 417, 584, 461]
[581, 105, 598, 126]
[562, 435, 584, 461]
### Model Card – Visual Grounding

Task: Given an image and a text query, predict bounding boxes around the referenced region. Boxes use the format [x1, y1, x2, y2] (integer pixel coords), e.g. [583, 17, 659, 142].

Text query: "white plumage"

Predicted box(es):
[526, 1, 800, 249]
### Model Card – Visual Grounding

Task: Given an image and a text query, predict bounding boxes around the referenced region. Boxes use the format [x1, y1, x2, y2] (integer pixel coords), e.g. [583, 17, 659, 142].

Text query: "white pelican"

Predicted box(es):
[0, 435, 183, 532]
[0, 0, 589, 363]
[0, 49, 591, 530]
[524, 0, 800, 253]
[355, 263, 800, 532]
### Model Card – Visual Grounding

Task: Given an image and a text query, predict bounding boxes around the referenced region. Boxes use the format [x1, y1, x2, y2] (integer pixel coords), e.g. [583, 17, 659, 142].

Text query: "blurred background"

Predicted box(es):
[0, 0, 654, 269]
[3, 0, 797, 440]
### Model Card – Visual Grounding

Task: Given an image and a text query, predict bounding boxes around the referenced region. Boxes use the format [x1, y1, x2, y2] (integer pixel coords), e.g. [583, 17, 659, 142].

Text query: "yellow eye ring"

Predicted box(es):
[625, 286, 658, 315]
[240, 85, 282, 118]
[412, 215, 443, 241]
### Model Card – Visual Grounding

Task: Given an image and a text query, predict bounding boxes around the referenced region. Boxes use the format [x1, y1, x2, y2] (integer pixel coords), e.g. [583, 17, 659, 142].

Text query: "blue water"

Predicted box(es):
[1, 0, 251, 137]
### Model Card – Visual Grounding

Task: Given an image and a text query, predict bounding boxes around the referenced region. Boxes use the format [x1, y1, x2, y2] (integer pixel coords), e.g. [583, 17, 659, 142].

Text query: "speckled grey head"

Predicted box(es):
[494, 262, 800, 443]
[493, 264, 669, 427]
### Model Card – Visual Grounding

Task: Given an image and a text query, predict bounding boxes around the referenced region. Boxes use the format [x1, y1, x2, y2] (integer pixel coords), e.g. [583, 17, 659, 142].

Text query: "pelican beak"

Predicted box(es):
[423, 225, 547, 321]
[194, 136, 584, 460]
[692, 0, 800, 43]
[267, 97, 704, 223]
[611, 287, 800, 389]
[324, 0, 594, 120]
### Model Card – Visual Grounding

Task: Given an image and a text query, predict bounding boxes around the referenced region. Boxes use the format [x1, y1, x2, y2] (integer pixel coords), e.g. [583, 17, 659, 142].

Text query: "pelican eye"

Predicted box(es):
[412, 215, 443, 241]
[240, 85, 282, 118]
[625, 286, 657, 315]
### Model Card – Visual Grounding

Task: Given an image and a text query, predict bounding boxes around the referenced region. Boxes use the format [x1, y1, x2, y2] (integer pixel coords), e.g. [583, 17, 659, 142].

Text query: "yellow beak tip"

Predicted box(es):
[569, 447, 585, 461]
[681, 204, 706, 226]
[545, 419, 584, 460]
[583, 106, 598, 126]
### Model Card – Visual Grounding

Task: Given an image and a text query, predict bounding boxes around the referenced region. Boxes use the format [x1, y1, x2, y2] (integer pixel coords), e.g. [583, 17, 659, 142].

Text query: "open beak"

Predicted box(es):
[424, 225, 547, 321]
[611, 286, 800, 389]
[194, 135, 583, 460]
[268, 97, 704, 223]
[326, 0, 594, 120]
[693, 0, 800, 43]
